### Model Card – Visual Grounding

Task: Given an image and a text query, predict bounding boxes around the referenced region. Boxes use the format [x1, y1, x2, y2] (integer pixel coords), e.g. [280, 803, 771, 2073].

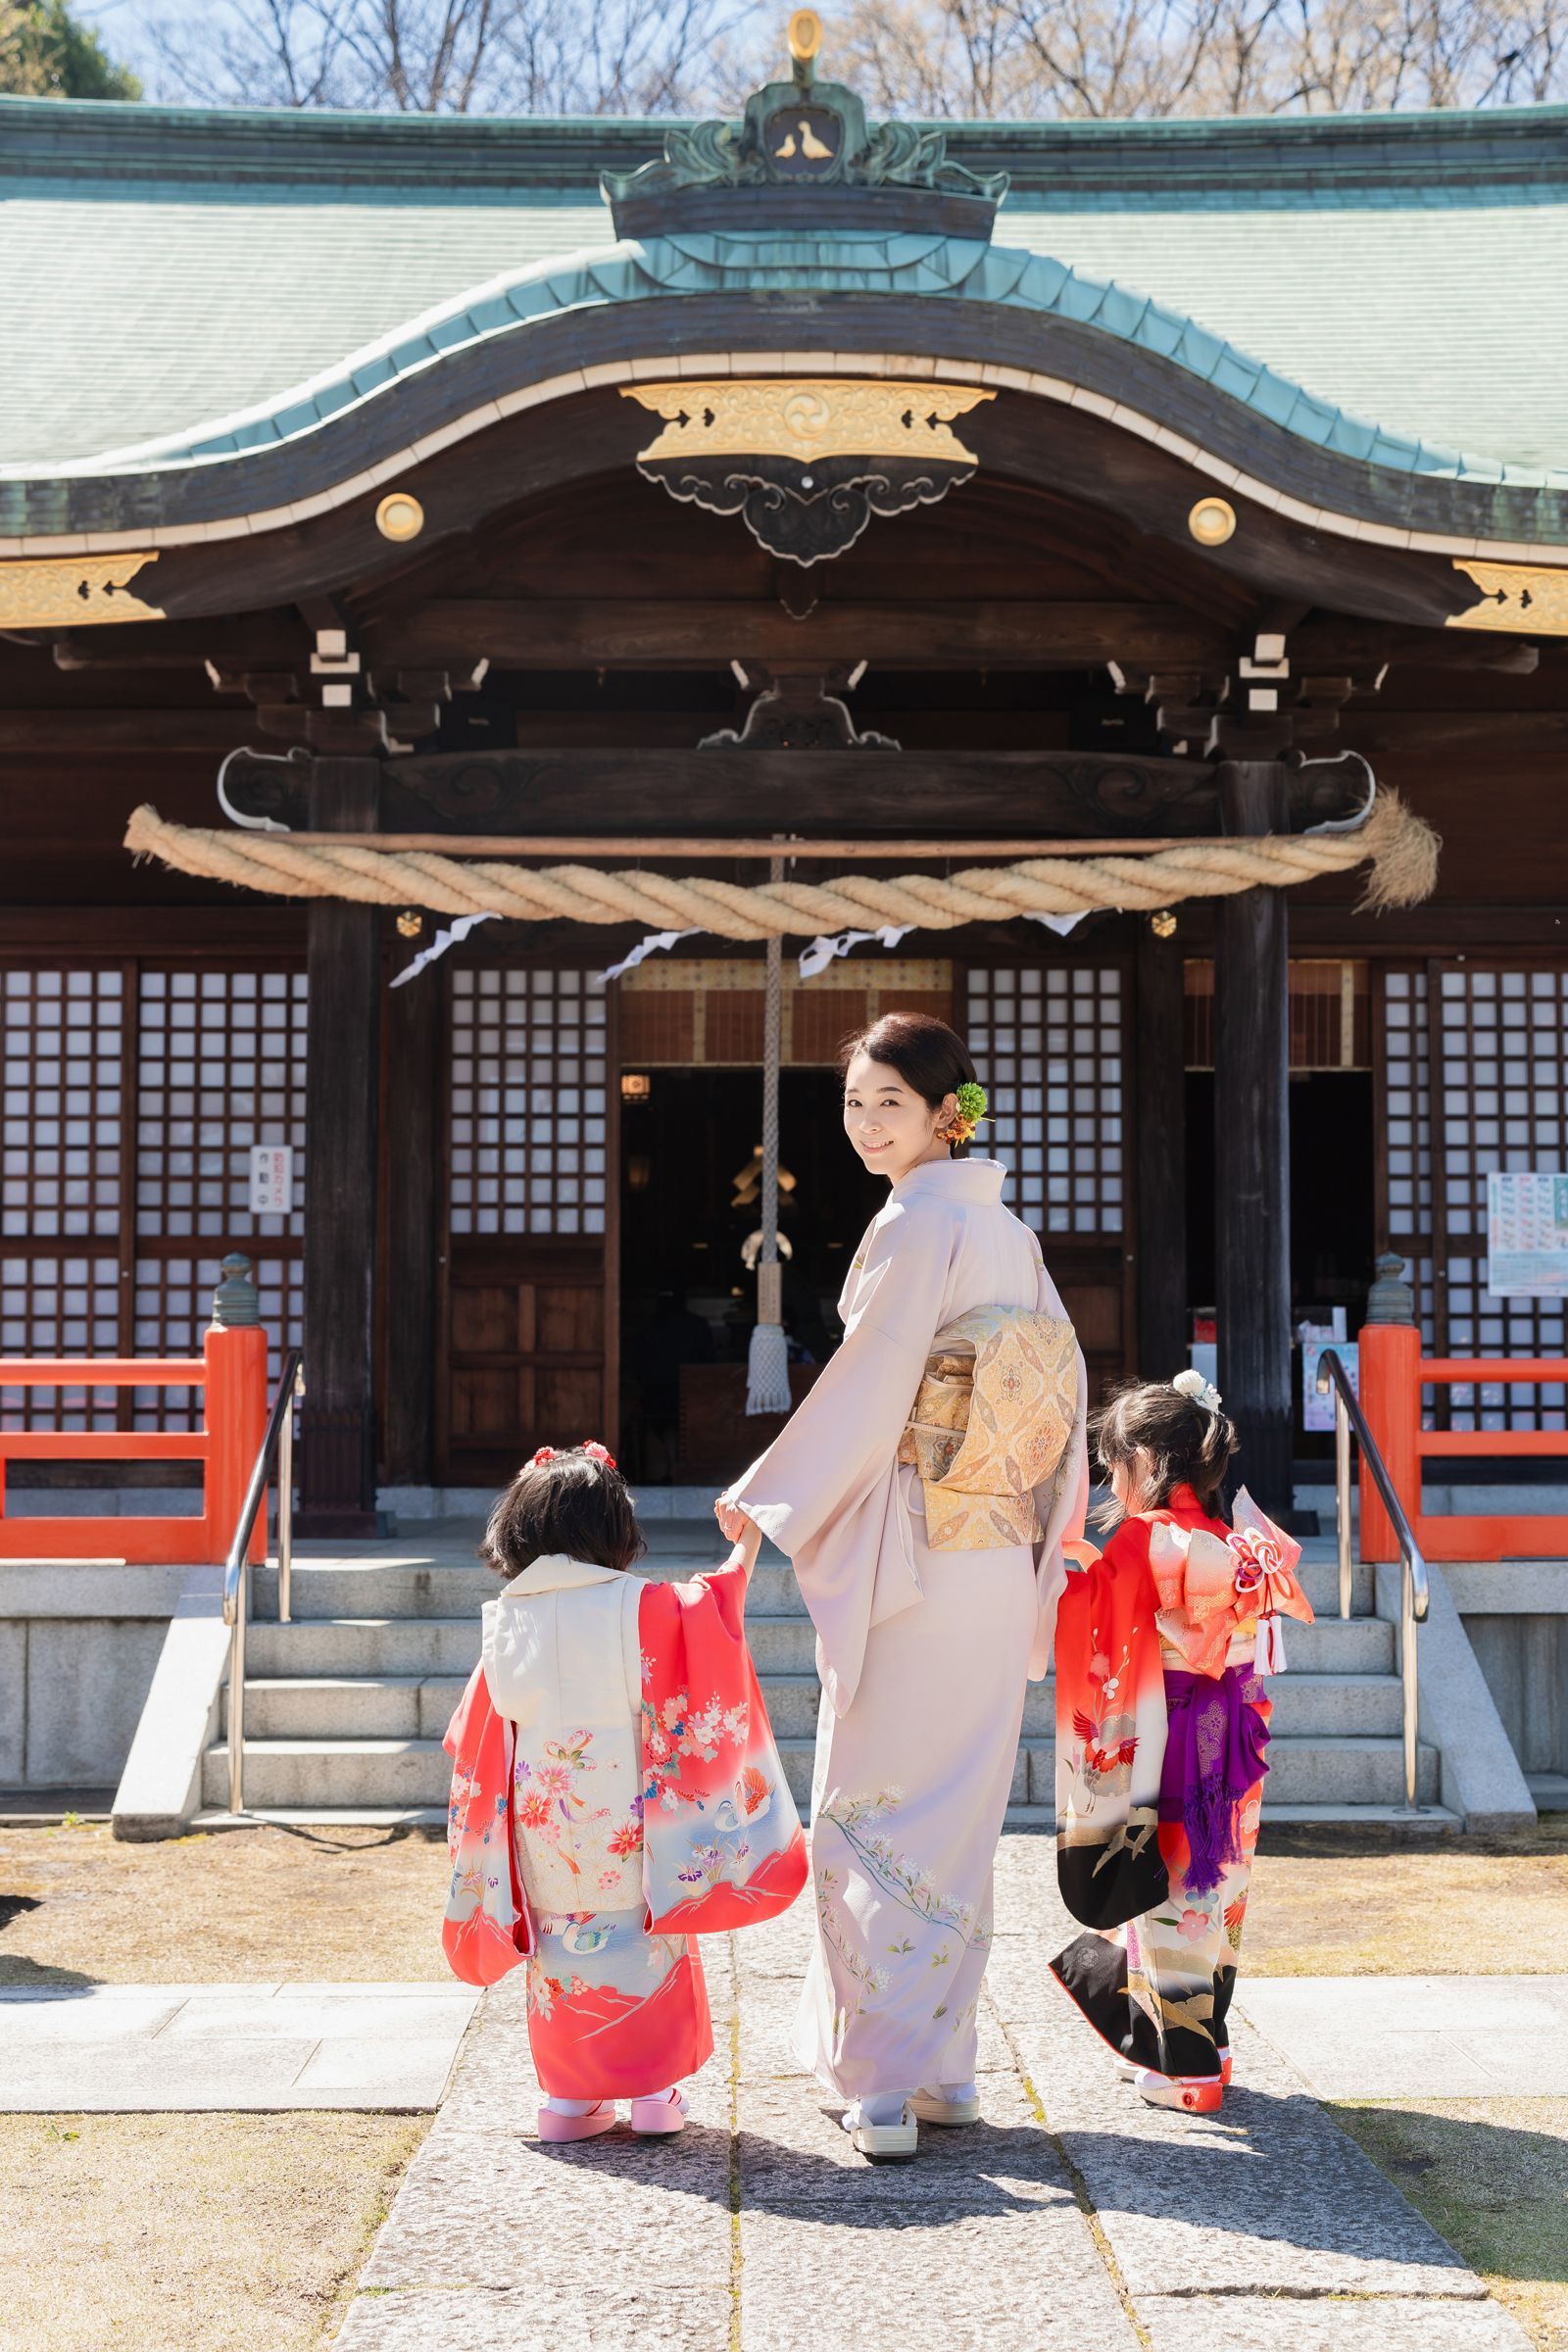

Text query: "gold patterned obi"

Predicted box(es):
[897, 1307, 1079, 1551]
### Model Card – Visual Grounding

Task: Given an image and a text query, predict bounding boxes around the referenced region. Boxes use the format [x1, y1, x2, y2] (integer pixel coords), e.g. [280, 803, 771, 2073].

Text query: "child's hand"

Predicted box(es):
[713, 1496, 749, 1543]
[730, 1519, 763, 1575]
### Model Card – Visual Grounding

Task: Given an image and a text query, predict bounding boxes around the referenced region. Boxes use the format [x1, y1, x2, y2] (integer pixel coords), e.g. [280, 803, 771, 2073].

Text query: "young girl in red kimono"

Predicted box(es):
[442, 1443, 806, 2143]
[1051, 1375, 1313, 2115]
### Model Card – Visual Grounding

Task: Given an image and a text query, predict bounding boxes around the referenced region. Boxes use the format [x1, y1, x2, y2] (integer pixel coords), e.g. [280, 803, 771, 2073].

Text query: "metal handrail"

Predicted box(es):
[1315, 1347, 1430, 1813]
[221, 1351, 305, 1817]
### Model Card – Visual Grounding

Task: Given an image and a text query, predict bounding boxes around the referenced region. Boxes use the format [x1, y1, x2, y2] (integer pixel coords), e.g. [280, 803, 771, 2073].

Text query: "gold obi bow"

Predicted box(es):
[897, 1307, 1079, 1551]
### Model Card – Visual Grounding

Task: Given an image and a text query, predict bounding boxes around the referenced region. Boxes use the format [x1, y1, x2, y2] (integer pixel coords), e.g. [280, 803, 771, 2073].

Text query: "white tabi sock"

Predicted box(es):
[542, 2095, 604, 2116]
[858, 2090, 913, 2127]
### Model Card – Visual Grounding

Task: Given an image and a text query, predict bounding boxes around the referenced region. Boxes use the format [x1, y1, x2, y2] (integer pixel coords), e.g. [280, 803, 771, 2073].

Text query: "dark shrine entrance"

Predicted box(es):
[618, 1066, 883, 1485]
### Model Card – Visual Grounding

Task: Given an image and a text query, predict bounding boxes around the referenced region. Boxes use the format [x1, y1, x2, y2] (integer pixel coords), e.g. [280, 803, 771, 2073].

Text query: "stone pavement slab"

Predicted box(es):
[1235, 1975, 1568, 2097]
[0, 1982, 478, 2111]
[331, 1835, 1533, 2352]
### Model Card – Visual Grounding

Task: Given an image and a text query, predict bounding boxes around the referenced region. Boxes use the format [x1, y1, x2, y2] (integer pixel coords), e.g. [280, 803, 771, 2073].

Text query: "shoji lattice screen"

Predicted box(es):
[132, 969, 307, 1429]
[1, 969, 126, 1430]
[448, 968, 609, 1237]
[964, 964, 1125, 1236]
[1378, 967, 1437, 1354]
[1433, 966, 1568, 1432]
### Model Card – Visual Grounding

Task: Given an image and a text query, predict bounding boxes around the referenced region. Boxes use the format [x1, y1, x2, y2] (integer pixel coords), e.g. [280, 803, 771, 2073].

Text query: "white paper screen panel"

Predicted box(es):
[448, 969, 609, 1237]
[1, 970, 125, 1430]
[964, 965, 1124, 1235]
[1436, 967, 1567, 1432]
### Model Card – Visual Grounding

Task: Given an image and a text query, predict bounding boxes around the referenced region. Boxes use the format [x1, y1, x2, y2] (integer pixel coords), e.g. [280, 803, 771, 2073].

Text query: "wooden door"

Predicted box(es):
[960, 956, 1134, 1401]
[437, 962, 618, 1482]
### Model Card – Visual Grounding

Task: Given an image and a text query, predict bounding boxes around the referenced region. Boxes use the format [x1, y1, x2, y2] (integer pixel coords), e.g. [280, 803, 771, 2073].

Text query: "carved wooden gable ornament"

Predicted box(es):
[606, 11, 1004, 565]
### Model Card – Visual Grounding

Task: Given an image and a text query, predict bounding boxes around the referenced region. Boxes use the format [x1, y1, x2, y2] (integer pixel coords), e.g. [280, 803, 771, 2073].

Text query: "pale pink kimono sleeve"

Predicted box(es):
[1027, 1256, 1091, 1681]
[725, 1200, 956, 1716]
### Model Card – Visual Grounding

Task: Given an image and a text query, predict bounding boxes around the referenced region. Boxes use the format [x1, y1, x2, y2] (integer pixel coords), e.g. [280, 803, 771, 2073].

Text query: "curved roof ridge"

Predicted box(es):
[8, 222, 1561, 495]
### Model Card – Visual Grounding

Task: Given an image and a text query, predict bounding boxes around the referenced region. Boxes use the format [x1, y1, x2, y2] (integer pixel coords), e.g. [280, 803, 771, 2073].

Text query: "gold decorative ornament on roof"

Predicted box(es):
[1189, 497, 1238, 548]
[0, 553, 163, 625]
[375, 491, 425, 543]
[1448, 559, 1568, 633]
[623, 380, 994, 564]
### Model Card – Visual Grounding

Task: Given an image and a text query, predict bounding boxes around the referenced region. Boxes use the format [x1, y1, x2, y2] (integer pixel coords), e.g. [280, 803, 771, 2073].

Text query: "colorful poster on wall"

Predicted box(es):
[1487, 1171, 1568, 1297]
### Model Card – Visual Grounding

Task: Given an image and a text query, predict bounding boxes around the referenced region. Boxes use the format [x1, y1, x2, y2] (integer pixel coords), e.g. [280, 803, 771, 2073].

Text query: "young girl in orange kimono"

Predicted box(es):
[1051, 1375, 1314, 2115]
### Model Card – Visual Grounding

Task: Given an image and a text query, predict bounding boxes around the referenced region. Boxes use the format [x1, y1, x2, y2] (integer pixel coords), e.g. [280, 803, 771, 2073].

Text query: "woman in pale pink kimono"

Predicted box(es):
[717, 1012, 1088, 2160]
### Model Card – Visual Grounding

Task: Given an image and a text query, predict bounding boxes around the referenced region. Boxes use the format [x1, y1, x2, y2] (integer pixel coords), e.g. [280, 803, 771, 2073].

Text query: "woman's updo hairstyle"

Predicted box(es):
[839, 1011, 978, 1157]
[1090, 1380, 1239, 1522]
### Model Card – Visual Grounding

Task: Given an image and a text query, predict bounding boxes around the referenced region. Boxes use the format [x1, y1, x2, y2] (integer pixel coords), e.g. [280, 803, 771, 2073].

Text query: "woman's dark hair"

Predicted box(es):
[1090, 1381, 1239, 1522]
[481, 1448, 646, 1578]
[839, 1010, 978, 1155]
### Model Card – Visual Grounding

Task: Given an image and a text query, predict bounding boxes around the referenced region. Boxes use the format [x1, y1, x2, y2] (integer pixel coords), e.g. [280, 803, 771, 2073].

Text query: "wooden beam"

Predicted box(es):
[299, 756, 382, 1539]
[373, 599, 1225, 670]
[262, 830, 1247, 859]
[1213, 760, 1294, 1520]
[379, 957, 440, 1485]
[39, 608, 1537, 677]
[369, 748, 1369, 841]
[1135, 920, 1188, 1380]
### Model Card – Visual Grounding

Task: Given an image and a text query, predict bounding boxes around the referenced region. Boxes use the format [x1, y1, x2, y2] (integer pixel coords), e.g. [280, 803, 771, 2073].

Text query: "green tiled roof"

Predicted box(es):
[2, 94, 1566, 479]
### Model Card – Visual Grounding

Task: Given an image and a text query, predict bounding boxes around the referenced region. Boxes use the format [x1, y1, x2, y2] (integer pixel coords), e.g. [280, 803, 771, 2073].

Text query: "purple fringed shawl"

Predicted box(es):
[1159, 1666, 1270, 1895]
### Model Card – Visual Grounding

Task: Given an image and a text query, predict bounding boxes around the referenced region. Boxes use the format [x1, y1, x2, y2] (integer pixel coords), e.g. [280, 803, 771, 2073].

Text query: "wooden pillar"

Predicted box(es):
[299, 756, 382, 1537]
[1135, 917, 1187, 1379]
[1213, 760, 1293, 1517]
[380, 959, 441, 1485]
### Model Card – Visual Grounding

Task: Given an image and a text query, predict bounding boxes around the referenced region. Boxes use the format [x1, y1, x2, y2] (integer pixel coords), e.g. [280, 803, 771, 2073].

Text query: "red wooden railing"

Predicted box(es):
[1358, 1320, 1568, 1561]
[0, 1322, 270, 1565]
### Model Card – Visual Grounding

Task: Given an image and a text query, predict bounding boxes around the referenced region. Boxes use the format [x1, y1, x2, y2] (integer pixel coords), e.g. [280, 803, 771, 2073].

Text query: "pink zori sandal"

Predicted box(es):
[630, 2089, 689, 2136]
[538, 2100, 617, 2142]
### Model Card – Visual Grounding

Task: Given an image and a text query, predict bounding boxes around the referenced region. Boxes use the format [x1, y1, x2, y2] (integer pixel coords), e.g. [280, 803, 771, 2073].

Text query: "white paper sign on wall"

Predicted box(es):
[250, 1144, 294, 1216]
[1487, 1171, 1568, 1297]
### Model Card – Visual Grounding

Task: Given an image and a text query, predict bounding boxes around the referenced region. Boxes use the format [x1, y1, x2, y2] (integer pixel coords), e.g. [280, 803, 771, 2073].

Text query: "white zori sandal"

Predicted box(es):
[909, 2082, 982, 2126]
[841, 2092, 919, 2161]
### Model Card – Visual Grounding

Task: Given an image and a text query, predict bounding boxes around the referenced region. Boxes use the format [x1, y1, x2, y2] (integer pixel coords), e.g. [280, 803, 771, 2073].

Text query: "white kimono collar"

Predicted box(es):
[892, 1155, 1008, 1206]
[496, 1552, 631, 1598]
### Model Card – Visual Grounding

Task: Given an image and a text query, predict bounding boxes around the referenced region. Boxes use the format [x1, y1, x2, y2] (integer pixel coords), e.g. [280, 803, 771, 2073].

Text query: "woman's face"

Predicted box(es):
[842, 1052, 956, 1186]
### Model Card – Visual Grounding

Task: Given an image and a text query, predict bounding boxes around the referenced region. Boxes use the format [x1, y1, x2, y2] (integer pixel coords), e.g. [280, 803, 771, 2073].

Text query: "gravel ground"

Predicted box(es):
[1244, 1820, 1568, 1977]
[6, 1817, 1568, 1988]
[0, 2111, 424, 2352]
[1336, 2098, 1568, 2352]
[0, 1822, 451, 1986]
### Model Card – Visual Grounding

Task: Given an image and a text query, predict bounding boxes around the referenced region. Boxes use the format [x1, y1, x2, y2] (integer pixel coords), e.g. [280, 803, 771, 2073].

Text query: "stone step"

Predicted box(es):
[207, 1722, 1441, 1815]
[252, 1546, 1375, 1626]
[225, 1677, 466, 1741]
[225, 1663, 1405, 1751]
[203, 1739, 450, 1810]
[226, 1660, 1407, 1748]
[246, 1618, 482, 1678]
[776, 1732, 1441, 1811]
[240, 1603, 1394, 1684]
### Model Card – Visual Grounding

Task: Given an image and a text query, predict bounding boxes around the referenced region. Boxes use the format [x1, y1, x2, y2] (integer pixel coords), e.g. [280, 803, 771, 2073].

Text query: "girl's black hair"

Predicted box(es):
[1090, 1381, 1239, 1523]
[839, 1010, 978, 1156]
[481, 1448, 646, 1578]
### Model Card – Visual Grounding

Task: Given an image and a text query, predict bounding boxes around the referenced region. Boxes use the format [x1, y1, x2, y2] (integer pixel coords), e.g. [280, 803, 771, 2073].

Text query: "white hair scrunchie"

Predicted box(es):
[1172, 1367, 1223, 1413]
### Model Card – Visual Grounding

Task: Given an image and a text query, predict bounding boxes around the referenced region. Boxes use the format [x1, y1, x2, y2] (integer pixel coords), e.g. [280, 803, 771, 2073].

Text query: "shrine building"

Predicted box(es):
[3, 30, 1567, 1540]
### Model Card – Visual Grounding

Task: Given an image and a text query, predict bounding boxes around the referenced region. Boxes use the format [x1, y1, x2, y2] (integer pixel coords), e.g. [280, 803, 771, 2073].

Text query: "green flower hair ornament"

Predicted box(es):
[945, 1079, 990, 1143]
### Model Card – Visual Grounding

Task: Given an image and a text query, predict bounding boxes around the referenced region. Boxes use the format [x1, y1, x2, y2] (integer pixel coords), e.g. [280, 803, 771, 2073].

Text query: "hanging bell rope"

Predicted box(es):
[122, 790, 1439, 928]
